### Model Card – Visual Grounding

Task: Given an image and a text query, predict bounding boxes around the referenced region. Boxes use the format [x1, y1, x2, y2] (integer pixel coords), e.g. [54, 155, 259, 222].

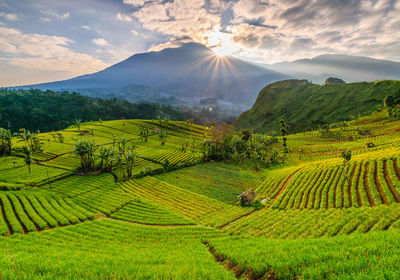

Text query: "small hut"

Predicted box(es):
[238, 190, 257, 206]
[79, 130, 90, 135]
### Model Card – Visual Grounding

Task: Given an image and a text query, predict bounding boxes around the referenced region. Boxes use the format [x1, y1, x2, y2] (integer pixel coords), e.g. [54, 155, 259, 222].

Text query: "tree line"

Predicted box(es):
[0, 88, 185, 132]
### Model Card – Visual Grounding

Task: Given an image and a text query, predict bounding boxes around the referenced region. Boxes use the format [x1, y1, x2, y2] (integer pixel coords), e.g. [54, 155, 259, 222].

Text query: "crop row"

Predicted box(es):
[110, 198, 194, 225]
[48, 173, 118, 197]
[209, 224, 400, 280]
[72, 188, 132, 216]
[0, 190, 94, 235]
[154, 162, 258, 205]
[224, 204, 400, 239]
[272, 158, 400, 209]
[0, 219, 232, 279]
[119, 176, 252, 227]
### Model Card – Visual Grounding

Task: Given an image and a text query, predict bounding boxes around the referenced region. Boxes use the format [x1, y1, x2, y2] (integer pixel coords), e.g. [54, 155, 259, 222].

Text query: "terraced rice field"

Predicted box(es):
[1, 118, 400, 279]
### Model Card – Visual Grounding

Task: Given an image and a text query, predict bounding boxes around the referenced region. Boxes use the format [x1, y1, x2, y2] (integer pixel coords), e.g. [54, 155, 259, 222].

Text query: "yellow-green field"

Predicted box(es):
[0, 117, 400, 279]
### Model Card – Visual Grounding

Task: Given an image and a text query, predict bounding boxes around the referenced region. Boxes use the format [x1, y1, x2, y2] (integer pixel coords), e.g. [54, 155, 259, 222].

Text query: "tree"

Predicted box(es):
[74, 119, 82, 132]
[280, 119, 288, 154]
[98, 146, 116, 171]
[118, 136, 127, 153]
[123, 147, 137, 178]
[139, 126, 149, 142]
[159, 130, 167, 145]
[57, 132, 65, 150]
[0, 128, 12, 155]
[324, 77, 345, 85]
[74, 140, 97, 172]
[23, 147, 32, 173]
[18, 129, 42, 152]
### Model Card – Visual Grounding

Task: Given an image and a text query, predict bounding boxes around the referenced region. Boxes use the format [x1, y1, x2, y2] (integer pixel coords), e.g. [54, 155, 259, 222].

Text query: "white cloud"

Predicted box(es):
[0, 12, 18, 21]
[40, 17, 51, 22]
[81, 25, 91, 30]
[42, 10, 70, 20]
[116, 12, 132, 22]
[123, 0, 148, 7]
[131, 30, 139, 36]
[0, 27, 108, 74]
[92, 38, 109, 47]
[125, 0, 400, 63]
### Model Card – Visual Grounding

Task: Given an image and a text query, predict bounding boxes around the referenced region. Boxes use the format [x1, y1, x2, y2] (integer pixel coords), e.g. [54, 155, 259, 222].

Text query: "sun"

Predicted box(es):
[207, 29, 238, 57]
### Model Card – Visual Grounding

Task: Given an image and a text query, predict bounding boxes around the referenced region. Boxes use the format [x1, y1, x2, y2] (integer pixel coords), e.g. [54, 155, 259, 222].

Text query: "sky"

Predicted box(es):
[0, 0, 399, 86]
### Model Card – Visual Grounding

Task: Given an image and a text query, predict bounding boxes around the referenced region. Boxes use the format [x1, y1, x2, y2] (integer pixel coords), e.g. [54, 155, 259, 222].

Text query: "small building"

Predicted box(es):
[80, 130, 90, 135]
[238, 190, 257, 206]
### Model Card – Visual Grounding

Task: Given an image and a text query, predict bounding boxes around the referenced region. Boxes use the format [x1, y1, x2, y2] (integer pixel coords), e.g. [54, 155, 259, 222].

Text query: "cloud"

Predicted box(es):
[92, 38, 109, 47]
[40, 17, 51, 22]
[0, 27, 108, 74]
[147, 35, 194, 51]
[81, 25, 91, 30]
[130, 0, 224, 50]
[123, 0, 400, 63]
[42, 10, 70, 20]
[0, 12, 18, 21]
[116, 12, 132, 22]
[123, 0, 148, 7]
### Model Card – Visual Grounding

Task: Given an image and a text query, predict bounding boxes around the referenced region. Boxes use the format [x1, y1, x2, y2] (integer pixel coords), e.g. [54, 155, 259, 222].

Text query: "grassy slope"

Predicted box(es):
[0, 117, 400, 279]
[235, 79, 400, 133]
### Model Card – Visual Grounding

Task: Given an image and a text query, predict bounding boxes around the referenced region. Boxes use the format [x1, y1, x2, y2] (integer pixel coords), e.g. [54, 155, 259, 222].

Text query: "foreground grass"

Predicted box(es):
[0, 219, 235, 280]
[209, 228, 400, 279]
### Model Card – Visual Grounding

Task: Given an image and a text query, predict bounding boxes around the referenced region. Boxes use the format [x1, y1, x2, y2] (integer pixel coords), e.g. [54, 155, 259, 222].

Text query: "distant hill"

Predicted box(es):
[266, 54, 400, 84]
[20, 43, 286, 112]
[235, 79, 400, 133]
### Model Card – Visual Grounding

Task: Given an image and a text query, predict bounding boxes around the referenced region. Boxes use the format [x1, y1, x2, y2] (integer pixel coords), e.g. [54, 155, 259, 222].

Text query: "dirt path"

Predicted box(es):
[202, 241, 276, 280]
[270, 171, 299, 207]
[217, 209, 257, 230]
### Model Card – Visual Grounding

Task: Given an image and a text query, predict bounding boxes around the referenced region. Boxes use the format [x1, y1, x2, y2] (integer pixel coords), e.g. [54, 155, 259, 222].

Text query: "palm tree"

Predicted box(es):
[74, 140, 97, 172]
[23, 147, 32, 173]
[98, 146, 115, 171]
[124, 149, 137, 178]
[159, 130, 167, 145]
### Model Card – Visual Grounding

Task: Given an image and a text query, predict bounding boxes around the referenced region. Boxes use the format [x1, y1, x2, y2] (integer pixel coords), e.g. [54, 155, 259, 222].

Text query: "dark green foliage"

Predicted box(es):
[240, 129, 252, 141]
[74, 140, 97, 172]
[0, 88, 184, 132]
[279, 119, 288, 154]
[384, 95, 395, 108]
[203, 127, 281, 167]
[0, 128, 12, 155]
[235, 79, 400, 133]
[325, 77, 345, 84]
[23, 147, 32, 173]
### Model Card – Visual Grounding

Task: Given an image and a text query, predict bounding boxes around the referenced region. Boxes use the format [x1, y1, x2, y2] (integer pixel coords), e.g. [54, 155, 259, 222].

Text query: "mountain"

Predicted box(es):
[235, 79, 400, 133]
[22, 43, 286, 111]
[265, 54, 400, 84]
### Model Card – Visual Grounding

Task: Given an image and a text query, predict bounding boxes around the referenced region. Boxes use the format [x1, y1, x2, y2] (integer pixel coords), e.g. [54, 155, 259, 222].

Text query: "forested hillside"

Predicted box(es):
[0, 88, 183, 132]
[235, 79, 400, 133]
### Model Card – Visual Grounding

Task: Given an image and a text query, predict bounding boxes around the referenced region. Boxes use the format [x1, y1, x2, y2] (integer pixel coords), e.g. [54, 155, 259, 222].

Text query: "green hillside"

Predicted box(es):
[0, 114, 400, 279]
[235, 79, 400, 133]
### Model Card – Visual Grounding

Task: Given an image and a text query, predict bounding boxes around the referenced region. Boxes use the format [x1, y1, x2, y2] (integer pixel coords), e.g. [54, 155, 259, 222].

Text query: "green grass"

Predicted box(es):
[208, 229, 400, 279]
[111, 198, 194, 225]
[0, 219, 235, 280]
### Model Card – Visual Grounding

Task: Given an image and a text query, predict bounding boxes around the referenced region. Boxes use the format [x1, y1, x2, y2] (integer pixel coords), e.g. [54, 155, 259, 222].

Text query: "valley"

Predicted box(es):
[0, 107, 399, 279]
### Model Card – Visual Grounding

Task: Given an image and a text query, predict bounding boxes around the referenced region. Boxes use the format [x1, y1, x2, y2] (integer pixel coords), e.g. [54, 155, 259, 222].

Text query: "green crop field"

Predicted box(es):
[1, 117, 400, 279]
